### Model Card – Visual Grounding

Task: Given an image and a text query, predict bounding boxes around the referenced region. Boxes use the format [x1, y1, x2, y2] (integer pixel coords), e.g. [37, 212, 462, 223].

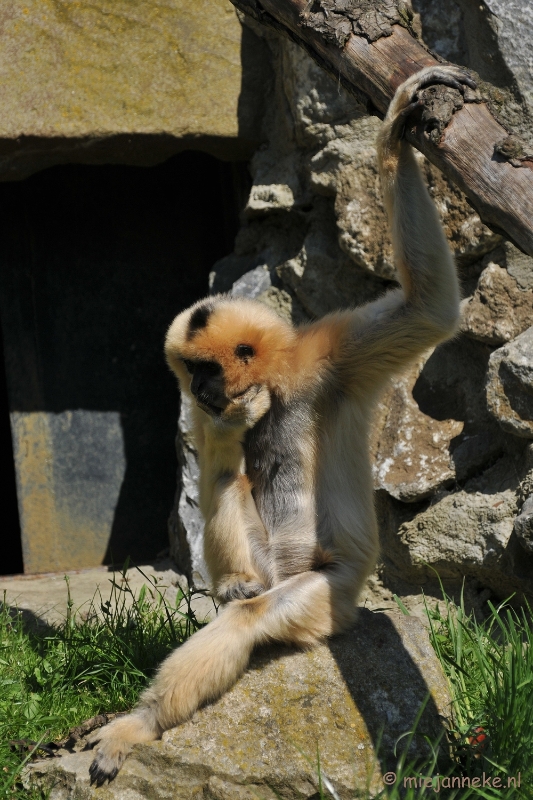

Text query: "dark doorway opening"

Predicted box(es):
[0, 151, 247, 574]
[0, 317, 22, 575]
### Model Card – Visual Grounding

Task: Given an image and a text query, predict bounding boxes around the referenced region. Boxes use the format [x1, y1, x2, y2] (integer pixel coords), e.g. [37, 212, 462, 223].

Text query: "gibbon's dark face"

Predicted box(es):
[182, 358, 227, 416]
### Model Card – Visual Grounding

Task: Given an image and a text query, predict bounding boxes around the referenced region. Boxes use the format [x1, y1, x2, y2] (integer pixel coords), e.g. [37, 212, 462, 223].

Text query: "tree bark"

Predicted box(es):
[230, 0, 533, 257]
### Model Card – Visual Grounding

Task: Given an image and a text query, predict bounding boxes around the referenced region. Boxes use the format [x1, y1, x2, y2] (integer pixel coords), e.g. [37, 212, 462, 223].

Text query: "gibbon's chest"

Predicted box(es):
[243, 393, 314, 533]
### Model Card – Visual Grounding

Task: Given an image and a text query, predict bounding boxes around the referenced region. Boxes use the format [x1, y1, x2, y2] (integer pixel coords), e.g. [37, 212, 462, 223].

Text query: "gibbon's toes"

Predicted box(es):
[216, 577, 265, 603]
[89, 747, 126, 787]
[86, 723, 135, 785]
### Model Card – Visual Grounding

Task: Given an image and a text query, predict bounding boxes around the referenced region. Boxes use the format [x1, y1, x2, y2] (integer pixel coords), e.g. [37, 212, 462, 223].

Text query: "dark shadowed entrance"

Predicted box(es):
[0, 151, 247, 574]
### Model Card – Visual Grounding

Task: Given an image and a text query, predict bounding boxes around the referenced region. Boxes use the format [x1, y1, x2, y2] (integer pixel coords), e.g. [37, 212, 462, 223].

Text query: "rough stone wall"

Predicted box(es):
[171, 3, 533, 603]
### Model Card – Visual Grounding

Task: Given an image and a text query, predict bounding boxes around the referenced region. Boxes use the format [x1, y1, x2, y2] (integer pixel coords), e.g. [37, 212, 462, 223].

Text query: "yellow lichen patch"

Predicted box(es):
[0, 0, 260, 174]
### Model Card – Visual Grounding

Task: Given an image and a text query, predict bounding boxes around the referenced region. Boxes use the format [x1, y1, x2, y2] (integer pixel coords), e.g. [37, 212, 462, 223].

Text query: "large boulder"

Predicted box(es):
[0, 0, 269, 179]
[24, 609, 451, 800]
[486, 326, 533, 439]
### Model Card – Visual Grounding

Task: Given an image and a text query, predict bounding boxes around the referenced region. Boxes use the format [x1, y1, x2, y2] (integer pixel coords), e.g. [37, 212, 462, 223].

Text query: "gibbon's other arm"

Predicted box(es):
[171, 337, 273, 603]
[343, 65, 474, 396]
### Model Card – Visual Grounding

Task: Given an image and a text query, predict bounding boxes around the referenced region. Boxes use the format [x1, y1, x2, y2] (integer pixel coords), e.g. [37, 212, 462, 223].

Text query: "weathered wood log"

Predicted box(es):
[230, 0, 533, 257]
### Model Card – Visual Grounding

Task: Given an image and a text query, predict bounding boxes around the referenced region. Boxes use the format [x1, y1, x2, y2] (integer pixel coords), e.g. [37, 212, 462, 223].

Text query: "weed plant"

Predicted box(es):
[0, 568, 206, 799]
[1, 573, 531, 800]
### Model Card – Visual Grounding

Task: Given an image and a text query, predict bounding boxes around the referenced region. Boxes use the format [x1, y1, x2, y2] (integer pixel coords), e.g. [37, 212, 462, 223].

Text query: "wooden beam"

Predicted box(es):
[231, 0, 533, 256]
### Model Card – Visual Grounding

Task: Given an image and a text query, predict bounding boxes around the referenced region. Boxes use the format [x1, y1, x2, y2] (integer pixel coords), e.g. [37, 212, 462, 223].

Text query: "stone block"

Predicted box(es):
[11, 411, 125, 574]
[0, 1, 270, 179]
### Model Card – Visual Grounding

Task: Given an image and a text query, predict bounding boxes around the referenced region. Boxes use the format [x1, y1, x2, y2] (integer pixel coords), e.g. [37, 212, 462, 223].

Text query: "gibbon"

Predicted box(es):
[89, 65, 472, 785]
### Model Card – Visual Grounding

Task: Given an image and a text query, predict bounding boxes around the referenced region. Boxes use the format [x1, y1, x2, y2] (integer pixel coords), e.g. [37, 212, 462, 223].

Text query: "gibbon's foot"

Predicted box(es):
[389, 65, 477, 129]
[215, 572, 265, 602]
[88, 712, 159, 786]
[89, 747, 124, 787]
[89, 741, 131, 786]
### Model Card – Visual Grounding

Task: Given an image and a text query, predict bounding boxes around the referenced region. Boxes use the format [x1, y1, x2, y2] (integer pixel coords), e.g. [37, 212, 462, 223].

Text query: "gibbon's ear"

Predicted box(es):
[165, 296, 297, 397]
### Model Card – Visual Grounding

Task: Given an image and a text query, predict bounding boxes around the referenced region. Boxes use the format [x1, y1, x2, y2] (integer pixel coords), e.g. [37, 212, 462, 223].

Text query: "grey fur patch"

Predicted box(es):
[244, 393, 312, 534]
[187, 303, 214, 339]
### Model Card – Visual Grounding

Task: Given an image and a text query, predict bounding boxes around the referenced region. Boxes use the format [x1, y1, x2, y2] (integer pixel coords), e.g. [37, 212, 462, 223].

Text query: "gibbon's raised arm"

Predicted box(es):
[88, 66, 466, 788]
[342, 67, 472, 396]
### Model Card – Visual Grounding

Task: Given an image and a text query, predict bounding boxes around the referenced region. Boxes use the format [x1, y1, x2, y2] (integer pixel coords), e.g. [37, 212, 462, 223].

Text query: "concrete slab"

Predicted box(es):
[0, 558, 217, 627]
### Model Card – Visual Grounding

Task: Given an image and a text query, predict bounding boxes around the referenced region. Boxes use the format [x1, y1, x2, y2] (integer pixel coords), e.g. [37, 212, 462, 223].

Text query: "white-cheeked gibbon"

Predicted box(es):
[89, 65, 473, 785]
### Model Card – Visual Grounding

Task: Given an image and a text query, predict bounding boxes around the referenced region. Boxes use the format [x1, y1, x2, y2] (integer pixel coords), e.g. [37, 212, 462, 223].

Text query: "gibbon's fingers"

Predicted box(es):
[88, 565, 360, 784]
[412, 67, 476, 94]
[384, 65, 477, 141]
[398, 65, 476, 101]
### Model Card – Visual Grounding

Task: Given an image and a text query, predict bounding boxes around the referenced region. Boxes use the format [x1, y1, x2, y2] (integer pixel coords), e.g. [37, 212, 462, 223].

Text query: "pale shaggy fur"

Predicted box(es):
[89, 66, 471, 786]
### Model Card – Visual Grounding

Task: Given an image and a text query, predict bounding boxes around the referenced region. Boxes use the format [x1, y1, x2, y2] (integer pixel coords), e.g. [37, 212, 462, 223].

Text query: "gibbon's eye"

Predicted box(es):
[235, 344, 255, 361]
[182, 359, 194, 374]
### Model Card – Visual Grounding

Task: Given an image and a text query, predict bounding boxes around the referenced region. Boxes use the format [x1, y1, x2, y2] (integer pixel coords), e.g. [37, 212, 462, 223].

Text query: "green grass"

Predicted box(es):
[0, 569, 207, 799]
[370, 589, 533, 800]
[1, 574, 532, 800]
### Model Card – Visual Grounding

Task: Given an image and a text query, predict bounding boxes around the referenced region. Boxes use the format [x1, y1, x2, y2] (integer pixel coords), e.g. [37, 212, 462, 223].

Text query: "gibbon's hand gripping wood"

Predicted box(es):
[230, 0, 533, 257]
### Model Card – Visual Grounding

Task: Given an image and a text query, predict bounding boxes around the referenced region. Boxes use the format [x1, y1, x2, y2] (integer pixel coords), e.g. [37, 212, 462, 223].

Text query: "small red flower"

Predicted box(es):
[468, 726, 488, 753]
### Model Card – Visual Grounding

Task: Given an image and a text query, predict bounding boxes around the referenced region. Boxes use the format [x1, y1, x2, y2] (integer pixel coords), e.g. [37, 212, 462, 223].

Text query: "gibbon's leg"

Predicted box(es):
[344, 66, 474, 394]
[204, 472, 272, 602]
[88, 563, 357, 786]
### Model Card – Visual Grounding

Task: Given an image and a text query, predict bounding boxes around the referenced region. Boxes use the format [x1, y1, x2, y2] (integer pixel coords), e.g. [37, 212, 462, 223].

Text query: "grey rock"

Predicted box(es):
[379, 486, 516, 595]
[277, 197, 387, 318]
[486, 326, 533, 439]
[24, 610, 451, 800]
[379, 449, 533, 599]
[451, 432, 506, 482]
[398, 490, 516, 575]
[371, 355, 463, 503]
[503, 241, 533, 291]
[168, 395, 209, 589]
[209, 254, 264, 295]
[412, 0, 468, 64]
[483, 0, 533, 123]
[231, 265, 272, 299]
[415, 0, 533, 146]
[460, 260, 533, 345]
[514, 496, 533, 554]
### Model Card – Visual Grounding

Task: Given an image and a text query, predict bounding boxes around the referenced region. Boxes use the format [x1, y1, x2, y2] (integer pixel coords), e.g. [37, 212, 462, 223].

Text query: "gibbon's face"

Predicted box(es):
[165, 297, 295, 428]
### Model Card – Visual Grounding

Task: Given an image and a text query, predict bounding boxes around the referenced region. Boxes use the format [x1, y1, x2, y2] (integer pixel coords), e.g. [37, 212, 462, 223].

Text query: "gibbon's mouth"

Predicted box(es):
[196, 395, 225, 416]
[230, 384, 257, 401]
